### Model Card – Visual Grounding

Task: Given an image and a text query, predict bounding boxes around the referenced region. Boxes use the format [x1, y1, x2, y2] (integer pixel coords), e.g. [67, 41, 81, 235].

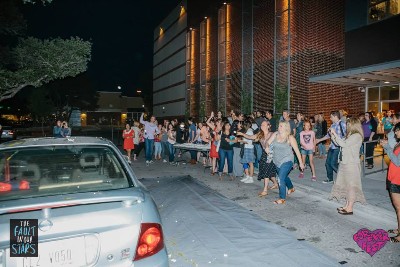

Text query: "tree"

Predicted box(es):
[0, 37, 91, 101]
[0, 0, 92, 102]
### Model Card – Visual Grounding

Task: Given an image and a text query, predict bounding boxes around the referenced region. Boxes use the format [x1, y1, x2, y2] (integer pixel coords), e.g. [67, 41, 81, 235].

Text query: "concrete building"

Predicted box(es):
[153, 0, 400, 120]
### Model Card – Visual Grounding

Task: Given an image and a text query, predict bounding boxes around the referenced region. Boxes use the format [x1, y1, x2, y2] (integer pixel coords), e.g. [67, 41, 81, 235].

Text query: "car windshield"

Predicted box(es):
[0, 145, 131, 201]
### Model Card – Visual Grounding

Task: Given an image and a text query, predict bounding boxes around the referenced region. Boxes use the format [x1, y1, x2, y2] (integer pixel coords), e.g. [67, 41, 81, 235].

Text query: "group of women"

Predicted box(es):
[205, 110, 305, 205]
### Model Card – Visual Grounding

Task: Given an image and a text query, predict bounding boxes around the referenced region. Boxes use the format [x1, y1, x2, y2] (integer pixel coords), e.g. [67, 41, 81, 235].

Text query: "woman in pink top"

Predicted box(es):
[299, 120, 317, 181]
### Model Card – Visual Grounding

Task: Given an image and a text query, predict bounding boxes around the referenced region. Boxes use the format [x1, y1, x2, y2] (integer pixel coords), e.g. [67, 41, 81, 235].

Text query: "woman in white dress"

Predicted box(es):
[329, 117, 366, 215]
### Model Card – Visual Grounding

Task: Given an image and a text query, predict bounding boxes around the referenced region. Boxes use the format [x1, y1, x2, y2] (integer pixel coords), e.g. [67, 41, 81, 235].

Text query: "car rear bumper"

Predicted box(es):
[133, 247, 169, 267]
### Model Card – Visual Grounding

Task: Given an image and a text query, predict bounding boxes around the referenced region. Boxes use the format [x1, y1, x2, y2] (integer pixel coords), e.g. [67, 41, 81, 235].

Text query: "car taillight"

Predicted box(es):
[8, 131, 13, 135]
[19, 180, 30, 190]
[134, 223, 164, 261]
[0, 180, 30, 192]
[0, 182, 12, 192]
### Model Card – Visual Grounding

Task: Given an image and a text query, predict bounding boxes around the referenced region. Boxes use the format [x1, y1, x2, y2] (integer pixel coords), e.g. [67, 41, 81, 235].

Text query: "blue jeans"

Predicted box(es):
[145, 138, 154, 161]
[318, 143, 326, 156]
[276, 161, 294, 200]
[154, 142, 162, 157]
[325, 148, 339, 181]
[254, 143, 262, 168]
[161, 141, 169, 160]
[167, 142, 175, 162]
[218, 149, 233, 174]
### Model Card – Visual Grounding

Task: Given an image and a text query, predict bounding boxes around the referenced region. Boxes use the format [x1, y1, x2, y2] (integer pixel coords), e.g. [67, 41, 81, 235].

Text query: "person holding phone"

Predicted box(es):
[329, 118, 365, 215]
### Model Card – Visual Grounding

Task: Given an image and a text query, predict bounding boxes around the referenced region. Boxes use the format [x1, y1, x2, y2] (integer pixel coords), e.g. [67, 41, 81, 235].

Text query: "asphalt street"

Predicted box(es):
[131, 150, 400, 267]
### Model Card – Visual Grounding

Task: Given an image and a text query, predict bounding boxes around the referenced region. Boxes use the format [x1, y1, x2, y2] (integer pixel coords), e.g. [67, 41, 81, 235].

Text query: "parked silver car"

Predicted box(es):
[0, 137, 168, 266]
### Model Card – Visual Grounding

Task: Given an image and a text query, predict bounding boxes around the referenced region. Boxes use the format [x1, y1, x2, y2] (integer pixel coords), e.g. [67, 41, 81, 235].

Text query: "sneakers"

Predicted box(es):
[163, 159, 168, 163]
[311, 176, 317, 182]
[298, 173, 304, 179]
[240, 175, 250, 182]
[322, 179, 333, 184]
[145, 160, 149, 164]
[149, 160, 154, 164]
[243, 176, 254, 183]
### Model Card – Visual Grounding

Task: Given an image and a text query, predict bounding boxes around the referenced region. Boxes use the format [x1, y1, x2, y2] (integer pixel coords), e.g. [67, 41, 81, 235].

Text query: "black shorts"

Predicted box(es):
[387, 180, 400, 194]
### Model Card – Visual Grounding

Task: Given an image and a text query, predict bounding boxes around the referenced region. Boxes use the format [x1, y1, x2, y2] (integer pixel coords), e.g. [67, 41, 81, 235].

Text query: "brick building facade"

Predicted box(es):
[154, 0, 400, 120]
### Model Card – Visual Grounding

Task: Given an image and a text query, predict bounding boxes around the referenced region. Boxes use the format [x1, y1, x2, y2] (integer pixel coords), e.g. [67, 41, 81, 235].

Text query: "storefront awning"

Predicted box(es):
[309, 59, 400, 87]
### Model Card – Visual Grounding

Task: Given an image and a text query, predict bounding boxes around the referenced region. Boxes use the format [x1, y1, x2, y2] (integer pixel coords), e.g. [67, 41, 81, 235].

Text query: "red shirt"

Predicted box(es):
[388, 146, 400, 185]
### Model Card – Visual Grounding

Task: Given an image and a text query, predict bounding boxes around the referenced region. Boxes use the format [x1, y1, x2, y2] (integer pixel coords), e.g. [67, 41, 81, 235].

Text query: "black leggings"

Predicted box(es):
[135, 142, 144, 156]
[364, 137, 377, 166]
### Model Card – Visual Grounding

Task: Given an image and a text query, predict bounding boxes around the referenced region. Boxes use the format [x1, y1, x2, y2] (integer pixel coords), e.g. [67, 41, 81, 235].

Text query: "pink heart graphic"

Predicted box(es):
[353, 228, 390, 256]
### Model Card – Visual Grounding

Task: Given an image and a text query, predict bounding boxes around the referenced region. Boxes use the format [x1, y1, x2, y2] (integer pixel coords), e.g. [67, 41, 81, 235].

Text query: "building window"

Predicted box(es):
[367, 84, 400, 114]
[369, 0, 400, 23]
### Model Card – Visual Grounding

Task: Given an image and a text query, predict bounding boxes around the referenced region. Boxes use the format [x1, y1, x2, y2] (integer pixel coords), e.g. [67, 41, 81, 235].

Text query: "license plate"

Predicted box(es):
[8, 236, 87, 267]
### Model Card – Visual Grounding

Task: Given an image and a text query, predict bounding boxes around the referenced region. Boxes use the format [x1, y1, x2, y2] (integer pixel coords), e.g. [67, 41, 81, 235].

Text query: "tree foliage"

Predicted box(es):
[0, 37, 91, 101]
[0, 0, 92, 102]
[22, 0, 53, 5]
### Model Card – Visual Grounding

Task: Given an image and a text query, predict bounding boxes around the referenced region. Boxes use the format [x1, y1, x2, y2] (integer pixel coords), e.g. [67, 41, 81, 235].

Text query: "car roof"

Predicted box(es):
[0, 136, 114, 149]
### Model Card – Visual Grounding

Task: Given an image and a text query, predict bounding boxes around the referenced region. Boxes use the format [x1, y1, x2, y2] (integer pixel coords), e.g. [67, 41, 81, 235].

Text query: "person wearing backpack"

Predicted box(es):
[316, 111, 347, 184]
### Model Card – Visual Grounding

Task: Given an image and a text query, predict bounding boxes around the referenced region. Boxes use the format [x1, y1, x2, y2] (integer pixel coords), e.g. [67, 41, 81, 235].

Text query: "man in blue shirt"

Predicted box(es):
[316, 111, 347, 184]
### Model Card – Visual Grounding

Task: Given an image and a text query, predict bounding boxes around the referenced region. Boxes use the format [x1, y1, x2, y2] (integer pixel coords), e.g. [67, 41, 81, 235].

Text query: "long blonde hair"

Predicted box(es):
[278, 121, 291, 141]
[346, 117, 364, 139]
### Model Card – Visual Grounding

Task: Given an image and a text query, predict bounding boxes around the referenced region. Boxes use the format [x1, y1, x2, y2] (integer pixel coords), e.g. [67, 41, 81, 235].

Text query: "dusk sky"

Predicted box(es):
[22, 0, 178, 96]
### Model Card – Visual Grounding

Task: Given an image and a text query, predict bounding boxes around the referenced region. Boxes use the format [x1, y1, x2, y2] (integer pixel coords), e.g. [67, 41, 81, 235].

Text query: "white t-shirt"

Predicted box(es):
[244, 129, 254, 149]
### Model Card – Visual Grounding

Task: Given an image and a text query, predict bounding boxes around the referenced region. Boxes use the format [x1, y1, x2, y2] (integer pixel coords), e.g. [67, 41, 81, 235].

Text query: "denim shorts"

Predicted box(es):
[301, 149, 314, 155]
[387, 180, 400, 194]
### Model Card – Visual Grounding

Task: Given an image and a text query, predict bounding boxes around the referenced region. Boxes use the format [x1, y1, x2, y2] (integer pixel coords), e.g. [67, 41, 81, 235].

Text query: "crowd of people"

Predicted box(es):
[45, 107, 400, 244]
[120, 109, 399, 243]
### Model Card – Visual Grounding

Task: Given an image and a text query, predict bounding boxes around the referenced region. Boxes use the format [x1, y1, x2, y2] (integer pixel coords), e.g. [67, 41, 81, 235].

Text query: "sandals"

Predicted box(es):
[338, 209, 353, 215]
[274, 199, 286, 204]
[388, 229, 400, 235]
[258, 191, 268, 197]
[390, 234, 400, 243]
[337, 207, 346, 212]
[287, 188, 295, 195]
[268, 184, 279, 190]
